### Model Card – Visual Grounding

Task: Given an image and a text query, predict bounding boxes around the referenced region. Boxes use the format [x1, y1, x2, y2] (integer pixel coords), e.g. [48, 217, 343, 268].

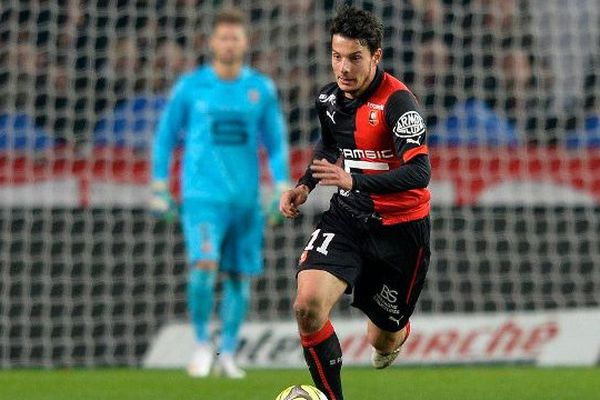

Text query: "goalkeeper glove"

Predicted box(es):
[266, 182, 290, 226]
[149, 181, 178, 222]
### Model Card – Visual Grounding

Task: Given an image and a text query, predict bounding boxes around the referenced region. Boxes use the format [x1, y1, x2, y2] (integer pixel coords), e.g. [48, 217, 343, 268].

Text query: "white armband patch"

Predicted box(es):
[393, 111, 426, 138]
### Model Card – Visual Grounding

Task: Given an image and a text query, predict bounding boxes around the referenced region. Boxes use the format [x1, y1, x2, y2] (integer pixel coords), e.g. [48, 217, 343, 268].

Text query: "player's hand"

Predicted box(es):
[279, 184, 310, 219]
[267, 182, 291, 226]
[310, 158, 353, 191]
[149, 181, 178, 222]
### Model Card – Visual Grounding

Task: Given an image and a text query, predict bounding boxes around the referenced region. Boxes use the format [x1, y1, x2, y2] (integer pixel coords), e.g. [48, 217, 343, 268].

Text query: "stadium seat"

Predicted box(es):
[93, 94, 168, 150]
[563, 116, 600, 148]
[428, 99, 520, 147]
[0, 113, 54, 151]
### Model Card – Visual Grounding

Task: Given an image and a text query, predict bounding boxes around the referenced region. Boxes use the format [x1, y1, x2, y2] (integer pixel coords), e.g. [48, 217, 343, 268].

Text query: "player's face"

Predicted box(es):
[331, 34, 381, 98]
[210, 23, 248, 66]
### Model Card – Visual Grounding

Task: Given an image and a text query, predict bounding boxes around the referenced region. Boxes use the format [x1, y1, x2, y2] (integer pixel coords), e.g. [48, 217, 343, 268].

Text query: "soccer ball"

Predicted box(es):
[275, 384, 328, 400]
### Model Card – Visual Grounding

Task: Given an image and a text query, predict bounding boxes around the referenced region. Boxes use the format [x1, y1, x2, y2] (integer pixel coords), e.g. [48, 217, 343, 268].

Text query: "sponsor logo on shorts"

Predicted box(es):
[379, 284, 398, 303]
[373, 284, 401, 315]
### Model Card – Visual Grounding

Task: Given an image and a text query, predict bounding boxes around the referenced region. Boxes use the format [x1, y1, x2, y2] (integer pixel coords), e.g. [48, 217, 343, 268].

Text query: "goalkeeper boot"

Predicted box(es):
[215, 354, 246, 379]
[371, 321, 411, 369]
[187, 343, 214, 378]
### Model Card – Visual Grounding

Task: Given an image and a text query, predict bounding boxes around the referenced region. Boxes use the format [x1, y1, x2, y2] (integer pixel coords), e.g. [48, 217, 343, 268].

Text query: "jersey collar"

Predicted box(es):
[207, 65, 250, 82]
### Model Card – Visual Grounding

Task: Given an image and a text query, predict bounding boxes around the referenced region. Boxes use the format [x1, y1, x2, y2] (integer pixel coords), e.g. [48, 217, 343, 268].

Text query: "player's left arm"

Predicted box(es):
[350, 90, 431, 194]
[260, 78, 290, 190]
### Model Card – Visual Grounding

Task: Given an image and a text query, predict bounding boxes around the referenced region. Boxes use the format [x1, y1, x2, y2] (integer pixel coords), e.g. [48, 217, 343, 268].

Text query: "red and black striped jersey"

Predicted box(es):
[298, 67, 431, 225]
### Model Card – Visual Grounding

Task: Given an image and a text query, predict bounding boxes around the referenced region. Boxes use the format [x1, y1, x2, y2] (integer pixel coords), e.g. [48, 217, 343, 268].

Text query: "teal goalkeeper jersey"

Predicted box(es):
[152, 65, 289, 205]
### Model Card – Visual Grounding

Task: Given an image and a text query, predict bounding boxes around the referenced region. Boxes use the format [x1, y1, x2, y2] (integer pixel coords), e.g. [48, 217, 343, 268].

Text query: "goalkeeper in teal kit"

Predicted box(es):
[150, 8, 289, 379]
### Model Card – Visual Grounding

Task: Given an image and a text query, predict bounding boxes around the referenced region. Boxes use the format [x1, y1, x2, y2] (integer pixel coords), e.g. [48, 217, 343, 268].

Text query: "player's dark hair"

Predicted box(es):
[213, 7, 246, 29]
[329, 5, 383, 54]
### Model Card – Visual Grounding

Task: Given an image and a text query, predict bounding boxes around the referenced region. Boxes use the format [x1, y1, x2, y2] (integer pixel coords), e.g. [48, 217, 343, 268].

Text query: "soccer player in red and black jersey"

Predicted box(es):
[279, 6, 431, 400]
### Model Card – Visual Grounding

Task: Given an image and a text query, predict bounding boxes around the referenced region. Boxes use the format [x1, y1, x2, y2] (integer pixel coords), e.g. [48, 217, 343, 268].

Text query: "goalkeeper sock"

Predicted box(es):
[187, 268, 216, 343]
[301, 320, 344, 400]
[219, 276, 250, 354]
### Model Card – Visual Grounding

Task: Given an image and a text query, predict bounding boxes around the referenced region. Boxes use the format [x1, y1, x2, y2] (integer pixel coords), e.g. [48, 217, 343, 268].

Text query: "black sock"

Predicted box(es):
[300, 320, 343, 400]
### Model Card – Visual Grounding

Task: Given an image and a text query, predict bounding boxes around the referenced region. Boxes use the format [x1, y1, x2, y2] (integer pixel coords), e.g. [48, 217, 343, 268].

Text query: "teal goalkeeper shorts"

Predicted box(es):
[180, 199, 264, 275]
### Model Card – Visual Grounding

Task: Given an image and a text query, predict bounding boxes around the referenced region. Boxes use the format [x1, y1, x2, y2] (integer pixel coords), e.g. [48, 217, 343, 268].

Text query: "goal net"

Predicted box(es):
[0, 0, 599, 367]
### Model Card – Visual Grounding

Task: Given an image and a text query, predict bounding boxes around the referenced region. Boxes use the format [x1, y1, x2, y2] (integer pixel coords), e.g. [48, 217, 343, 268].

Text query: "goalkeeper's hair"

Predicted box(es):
[213, 7, 246, 29]
[329, 5, 383, 54]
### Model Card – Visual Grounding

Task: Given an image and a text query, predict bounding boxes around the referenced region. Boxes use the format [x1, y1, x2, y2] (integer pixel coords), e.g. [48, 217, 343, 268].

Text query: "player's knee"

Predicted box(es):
[195, 260, 217, 270]
[224, 274, 250, 297]
[293, 295, 327, 333]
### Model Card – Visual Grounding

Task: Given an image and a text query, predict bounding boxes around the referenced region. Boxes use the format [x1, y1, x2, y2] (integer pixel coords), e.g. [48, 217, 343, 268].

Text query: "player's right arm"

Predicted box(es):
[298, 92, 340, 190]
[279, 184, 310, 218]
[150, 77, 189, 218]
[152, 77, 189, 182]
[280, 90, 339, 218]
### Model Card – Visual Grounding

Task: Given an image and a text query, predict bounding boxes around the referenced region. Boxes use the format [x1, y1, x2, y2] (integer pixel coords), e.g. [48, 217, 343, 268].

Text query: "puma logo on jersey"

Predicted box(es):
[406, 136, 422, 145]
[326, 110, 336, 124]
[393, 110, 426, 138]
[388, 315, 403, 326]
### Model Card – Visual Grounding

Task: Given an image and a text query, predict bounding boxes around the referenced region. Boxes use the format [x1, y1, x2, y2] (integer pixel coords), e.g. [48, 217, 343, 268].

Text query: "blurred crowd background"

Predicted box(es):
[1, 0, 599, 152]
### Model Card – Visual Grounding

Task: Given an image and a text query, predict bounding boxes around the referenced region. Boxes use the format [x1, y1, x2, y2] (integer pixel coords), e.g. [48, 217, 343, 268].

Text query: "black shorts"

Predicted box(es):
[297, 201, 431, 332]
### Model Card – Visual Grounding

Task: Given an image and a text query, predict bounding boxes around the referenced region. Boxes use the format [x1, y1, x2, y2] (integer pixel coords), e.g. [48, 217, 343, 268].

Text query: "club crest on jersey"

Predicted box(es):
[368, 110, 379, 126]
[248, 89, 260, 104]
[393, 111, 426, 138]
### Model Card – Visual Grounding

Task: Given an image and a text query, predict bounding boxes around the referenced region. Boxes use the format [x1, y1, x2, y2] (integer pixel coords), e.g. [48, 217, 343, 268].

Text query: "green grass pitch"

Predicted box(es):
[1, 367, 598, 400]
